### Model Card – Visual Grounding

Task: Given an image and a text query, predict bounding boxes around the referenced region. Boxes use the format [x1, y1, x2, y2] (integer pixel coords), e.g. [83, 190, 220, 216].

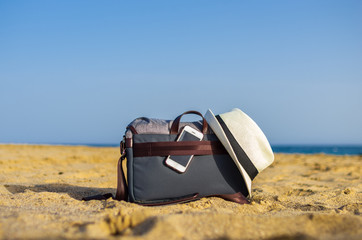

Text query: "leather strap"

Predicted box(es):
[170, 110, 208, 134]
[139, 193, 199, 206]
[127, 125, 138, 134]
[133, 141, 227, 157]
[138, 192, 249, 206]
[211, 192, 250, 204]
[115, 156, 128, 201]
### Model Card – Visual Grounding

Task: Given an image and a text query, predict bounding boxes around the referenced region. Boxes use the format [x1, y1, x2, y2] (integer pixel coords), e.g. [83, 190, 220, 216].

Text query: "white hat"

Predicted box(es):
[204, 108, 274, 197]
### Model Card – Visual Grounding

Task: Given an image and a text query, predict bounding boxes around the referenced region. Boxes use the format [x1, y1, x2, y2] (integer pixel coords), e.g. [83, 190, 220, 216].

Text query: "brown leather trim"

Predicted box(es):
[127, 125, 138, 134]
[125, 138, 132, 148]
[115, 157, 128, 201]
[133, 141, 227, 157]
[137, 192, 248, 206]
[209, 192, 250, 204]
[139, 193, 199, 206]
[170, 111, 208, 134]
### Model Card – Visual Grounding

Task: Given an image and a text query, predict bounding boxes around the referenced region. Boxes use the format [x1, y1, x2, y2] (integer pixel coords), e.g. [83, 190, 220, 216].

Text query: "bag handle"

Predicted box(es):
[170, 110, 208, 135]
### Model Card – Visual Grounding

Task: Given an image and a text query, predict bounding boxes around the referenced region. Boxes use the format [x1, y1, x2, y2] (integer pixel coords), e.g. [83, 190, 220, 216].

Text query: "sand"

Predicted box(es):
[0, 144, 361, 240]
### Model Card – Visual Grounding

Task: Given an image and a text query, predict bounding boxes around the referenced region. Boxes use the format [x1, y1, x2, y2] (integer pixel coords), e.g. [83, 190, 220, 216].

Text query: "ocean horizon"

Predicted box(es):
[271, 145, 362, 155]
[1, 143, 361, 155]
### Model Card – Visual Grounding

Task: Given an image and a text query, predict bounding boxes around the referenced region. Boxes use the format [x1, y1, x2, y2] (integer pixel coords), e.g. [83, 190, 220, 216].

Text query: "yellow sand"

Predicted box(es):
[0, 144, 361, 240]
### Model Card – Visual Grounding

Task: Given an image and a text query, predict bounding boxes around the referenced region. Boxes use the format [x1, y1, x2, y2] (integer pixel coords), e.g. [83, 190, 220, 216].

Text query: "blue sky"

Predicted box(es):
[1, 1, 361, 145]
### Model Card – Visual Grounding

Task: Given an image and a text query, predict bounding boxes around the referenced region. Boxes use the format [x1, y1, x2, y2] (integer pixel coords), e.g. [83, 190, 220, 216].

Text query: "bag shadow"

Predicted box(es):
[4, 183, 115, 201]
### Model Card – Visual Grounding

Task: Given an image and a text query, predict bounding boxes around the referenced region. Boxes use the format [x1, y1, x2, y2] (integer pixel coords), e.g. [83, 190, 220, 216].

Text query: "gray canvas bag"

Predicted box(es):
[113, 111, 250, 206]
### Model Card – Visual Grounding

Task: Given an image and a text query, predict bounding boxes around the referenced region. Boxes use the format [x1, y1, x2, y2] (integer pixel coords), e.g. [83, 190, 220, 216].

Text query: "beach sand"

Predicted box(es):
[0, 144, 361, 240]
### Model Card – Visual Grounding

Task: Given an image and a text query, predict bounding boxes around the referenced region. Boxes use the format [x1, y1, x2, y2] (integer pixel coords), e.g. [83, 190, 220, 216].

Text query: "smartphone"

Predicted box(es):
[165, 125, 204, 173]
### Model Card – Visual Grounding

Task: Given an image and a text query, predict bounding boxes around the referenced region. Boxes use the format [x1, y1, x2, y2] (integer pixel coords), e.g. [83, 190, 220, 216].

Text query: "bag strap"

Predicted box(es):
[115, 137, 128, 201]
[83, 137, 129, 202]
[133, 141, 227, 157]
[170, 110, 208, 134]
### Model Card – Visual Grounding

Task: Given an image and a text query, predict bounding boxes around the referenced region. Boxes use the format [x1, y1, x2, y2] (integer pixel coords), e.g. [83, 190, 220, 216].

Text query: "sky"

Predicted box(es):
[0, 1, 361, 145]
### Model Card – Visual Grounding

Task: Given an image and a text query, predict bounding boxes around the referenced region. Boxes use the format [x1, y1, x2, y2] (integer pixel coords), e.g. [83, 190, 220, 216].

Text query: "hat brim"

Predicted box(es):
[205, 109, 252, 197]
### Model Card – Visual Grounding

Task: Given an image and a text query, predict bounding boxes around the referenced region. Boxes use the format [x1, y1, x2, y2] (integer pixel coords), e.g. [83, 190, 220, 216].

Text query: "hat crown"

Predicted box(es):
[218, 108, 274, 172]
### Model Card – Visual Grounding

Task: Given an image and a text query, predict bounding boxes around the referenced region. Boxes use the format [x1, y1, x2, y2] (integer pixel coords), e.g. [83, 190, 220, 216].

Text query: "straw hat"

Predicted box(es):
[204, 108, 274, 197]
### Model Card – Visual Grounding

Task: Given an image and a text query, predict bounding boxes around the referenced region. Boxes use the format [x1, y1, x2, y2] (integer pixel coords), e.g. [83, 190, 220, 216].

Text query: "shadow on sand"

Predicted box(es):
[4, 183, 115, 200]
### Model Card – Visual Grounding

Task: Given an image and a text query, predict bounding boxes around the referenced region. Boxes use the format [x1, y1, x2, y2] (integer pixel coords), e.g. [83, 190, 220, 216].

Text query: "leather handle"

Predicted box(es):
[170, 110, 208, 134]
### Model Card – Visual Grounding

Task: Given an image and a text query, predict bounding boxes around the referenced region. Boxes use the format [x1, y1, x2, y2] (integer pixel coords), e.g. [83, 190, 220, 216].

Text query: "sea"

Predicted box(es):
[271, 145, 362, 155]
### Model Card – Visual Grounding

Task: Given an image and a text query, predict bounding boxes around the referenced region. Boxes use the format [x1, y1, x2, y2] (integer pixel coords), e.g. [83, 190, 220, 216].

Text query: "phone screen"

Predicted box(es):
[169, 131, 201, 167]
